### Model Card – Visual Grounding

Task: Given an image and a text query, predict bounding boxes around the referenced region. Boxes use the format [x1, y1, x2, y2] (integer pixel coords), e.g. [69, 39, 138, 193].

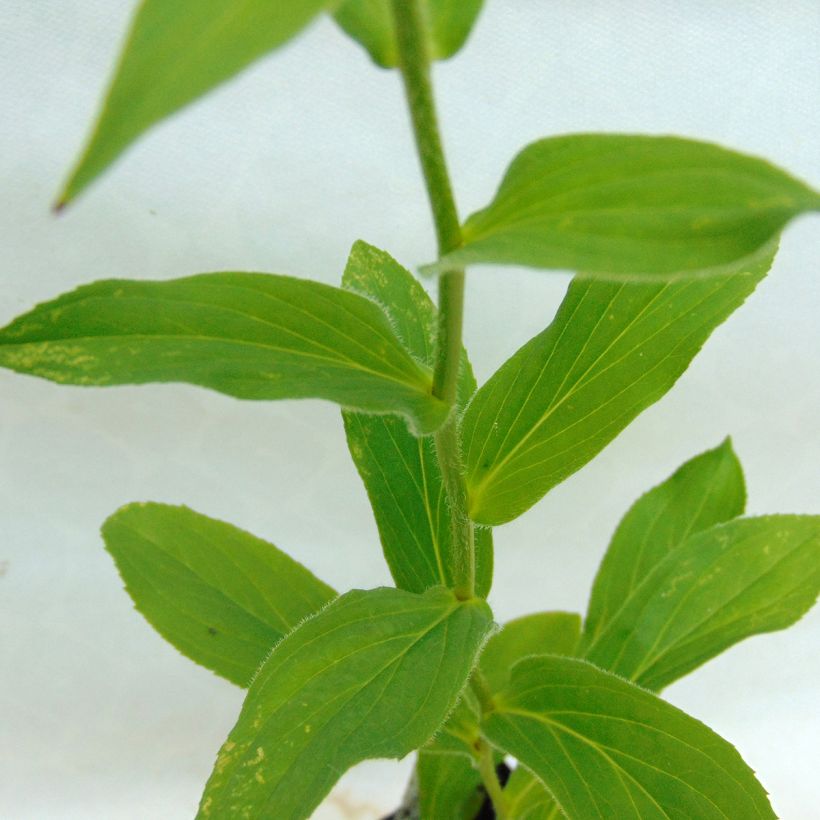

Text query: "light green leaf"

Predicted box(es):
[0, 270, 449, 435]
[463, 246, 773, 525]
[59, 0, 336, 205]
[342, 241, 492, 594]
[479, 611, 581, 693]
[197, 586, 492, 820]
[483, 656, 775, 820]
[583, 515, 820, 691]
[504, 767, 559, 820]
[417, 750, 485, 820]
[584, 439, 745, 646]
[334, 0, 483, 68]
[102, 503, 335, 687]
[423, 134, 820, 279]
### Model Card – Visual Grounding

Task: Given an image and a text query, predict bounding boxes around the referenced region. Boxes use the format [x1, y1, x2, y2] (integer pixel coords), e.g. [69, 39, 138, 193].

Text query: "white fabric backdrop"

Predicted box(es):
[1, 2, 818, 818]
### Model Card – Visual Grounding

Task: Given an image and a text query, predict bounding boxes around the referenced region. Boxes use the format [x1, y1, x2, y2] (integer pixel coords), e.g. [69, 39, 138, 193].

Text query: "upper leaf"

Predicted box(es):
[59, 0, 336, 205]
[0, 271, 449, 434]
[463, 247, 773, 525]
[479, 611, 581, 693]
[196, 586, 492, 820]
[102, 503, 335, 686]
[483, 656, 775, 819]
[582, 515, 820, 691]
[584, 439, 746, 645]
[334, 0, 484, 68]
[423, 134, 820, 279]
[342, 241, 492, 594]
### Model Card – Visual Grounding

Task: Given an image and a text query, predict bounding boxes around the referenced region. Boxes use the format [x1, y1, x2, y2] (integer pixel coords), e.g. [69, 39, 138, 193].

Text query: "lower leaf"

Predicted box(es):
[483, 656, 775, 819]
[197, 586, 492, 820]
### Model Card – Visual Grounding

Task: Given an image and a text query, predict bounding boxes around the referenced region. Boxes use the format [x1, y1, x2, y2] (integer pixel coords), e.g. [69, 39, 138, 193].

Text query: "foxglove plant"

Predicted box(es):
[2, 2, 819, 818]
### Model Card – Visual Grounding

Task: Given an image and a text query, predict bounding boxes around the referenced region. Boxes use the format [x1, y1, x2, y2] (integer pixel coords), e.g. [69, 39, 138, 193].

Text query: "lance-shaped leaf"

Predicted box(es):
[463, 245, 773, 526]
[59, 0, 336, 205]
[479, 611, 581, 693]
[423, 134, 820, 279]
[0, 271, 449, 435]
[483, 656, 775, 820]
[102, 503, 335, 686]
[584, 439, 745, 645]
[334, 0, 484, 68]
[342, 241, 492, 594]
[583, 515, 820, 691]
[197, 586, 493, 819]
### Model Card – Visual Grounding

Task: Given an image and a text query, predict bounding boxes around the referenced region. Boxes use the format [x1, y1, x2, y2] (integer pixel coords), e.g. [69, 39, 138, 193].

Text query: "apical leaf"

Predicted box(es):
[483, 656, 775, 820]
[479, 611, 581, 693]
[503, 766, 559, 820]
[584, 439, 745, 645]
[0, 270, 449, 434]
[59, 0, 336, 205]
[463, 245, 773, 525]
[342, 241, 492, 594]
[102, 503, 335, 686]
[334, 0, 484, 68]
[197, 586, 492, 819]
[423, 134, 820, 279]
[582, 515, 820, 691]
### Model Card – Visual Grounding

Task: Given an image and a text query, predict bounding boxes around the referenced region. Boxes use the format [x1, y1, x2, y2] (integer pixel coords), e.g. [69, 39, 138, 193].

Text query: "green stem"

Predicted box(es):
[476, 737, 510, 820]
[391, 0, 475, 600]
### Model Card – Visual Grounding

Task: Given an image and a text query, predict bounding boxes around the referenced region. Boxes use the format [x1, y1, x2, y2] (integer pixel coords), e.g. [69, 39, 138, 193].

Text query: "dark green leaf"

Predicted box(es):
[583, 515, 820, 691]
[463, 246, 773, 525]
[479, 611, 581, 693]
[334, 0, 483, 68]
[342, 241, 492, 594]
[483, 656, 775, 819]
[424, 134, 820, 279]
[197, 586, 492, 819]
[59, 0, 336, 204]
[0, 270, 449, 434]
[584, 439, 745, 646]
[102, 503, 335, 686]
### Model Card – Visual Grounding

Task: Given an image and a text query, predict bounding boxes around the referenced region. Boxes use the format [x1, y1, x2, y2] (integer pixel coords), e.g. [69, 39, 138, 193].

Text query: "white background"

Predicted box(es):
[1, 2, 819, 818]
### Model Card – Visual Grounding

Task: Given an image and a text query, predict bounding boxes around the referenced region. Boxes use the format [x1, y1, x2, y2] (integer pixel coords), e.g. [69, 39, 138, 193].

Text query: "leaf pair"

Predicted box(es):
[466, 442, 820, 818]
[102, 501, 493, 817]
[60, 0, 484, 205]
[581, 440, 820, 691]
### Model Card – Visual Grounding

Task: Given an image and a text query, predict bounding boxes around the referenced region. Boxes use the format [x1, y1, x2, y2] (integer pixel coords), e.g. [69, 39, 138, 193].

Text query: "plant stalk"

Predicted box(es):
[391, 0, 475, 600]
[476, 738, 510, 820]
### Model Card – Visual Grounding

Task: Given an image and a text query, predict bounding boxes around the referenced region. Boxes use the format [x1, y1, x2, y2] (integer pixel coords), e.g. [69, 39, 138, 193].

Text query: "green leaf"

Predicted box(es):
[423, 134, 820, 279]
[197, 586, 493, 819]
[504, 767, 559, 820]
[0, 270, 449, 435]
[418, 749, 485, 820]
[59, 0, 336, 205]
[483, 656, 775, 820]
[463, 246, 773, 526]
[479, 611, 581, 693]
[582, 515, 820, 691]
[342, 241, 492, 594]
[584, 439, 746, 646]
[334, 0, 483, 68]
[102, 503, 335, 687]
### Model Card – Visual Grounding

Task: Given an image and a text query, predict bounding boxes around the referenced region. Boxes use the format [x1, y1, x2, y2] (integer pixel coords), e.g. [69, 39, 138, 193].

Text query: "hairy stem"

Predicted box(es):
[476, 737, 510, 820]
[391, 0, 475, 600]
